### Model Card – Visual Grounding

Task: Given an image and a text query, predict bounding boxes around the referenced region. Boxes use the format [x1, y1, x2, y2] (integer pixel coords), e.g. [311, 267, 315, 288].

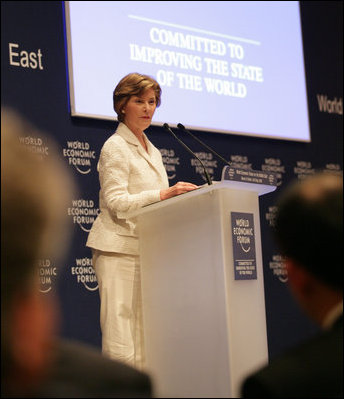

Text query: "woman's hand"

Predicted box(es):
[160, 182, 199, 201]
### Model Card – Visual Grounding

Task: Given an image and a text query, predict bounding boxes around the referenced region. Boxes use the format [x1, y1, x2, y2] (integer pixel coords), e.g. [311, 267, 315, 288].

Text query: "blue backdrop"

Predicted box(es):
[1, 1, 343, 360]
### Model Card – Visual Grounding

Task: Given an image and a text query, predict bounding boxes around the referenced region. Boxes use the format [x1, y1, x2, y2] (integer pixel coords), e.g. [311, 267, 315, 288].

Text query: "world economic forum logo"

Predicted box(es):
[71, 257, 98, 291]
[269, 254, 288, 283]
[190, 151, 218, 182]
[63, 140, 96, 175]
[68, 199, 100, 232]
[38, 259, 57, 293]
[160, 147, 180, 180]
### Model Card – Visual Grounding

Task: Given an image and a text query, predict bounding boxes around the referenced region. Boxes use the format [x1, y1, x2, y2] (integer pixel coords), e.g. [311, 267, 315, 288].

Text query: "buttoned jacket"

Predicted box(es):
[86, 123, 169, 255]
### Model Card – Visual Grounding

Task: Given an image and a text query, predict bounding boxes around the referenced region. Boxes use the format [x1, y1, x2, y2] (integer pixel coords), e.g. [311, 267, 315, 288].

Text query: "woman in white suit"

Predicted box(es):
[86, 73, 198, 370]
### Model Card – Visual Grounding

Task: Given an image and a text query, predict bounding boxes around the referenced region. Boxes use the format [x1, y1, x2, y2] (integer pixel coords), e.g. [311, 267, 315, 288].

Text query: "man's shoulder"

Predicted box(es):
[241, 325, 343, 397]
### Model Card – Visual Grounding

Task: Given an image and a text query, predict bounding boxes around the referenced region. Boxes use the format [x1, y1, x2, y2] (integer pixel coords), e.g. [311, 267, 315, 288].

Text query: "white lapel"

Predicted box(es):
[116, 123, 165, 179]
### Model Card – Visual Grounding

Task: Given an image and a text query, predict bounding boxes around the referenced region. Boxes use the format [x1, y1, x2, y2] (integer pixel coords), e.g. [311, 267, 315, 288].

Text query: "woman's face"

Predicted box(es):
[123, 88, 157, 133]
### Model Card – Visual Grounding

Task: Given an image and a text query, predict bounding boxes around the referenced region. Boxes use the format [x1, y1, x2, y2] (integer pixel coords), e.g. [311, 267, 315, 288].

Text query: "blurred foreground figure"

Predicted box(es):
[241, 173, 343, 398]
[1, 108, 152, 398]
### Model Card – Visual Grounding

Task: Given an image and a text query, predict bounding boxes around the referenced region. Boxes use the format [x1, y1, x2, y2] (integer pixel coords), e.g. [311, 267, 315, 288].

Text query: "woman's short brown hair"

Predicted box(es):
[113, 73, 162, 122]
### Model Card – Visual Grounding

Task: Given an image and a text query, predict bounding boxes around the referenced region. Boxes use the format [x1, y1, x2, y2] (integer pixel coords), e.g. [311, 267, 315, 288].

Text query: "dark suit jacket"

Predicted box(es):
[241, 316, 343, 398]
[34, 339, 152, 398]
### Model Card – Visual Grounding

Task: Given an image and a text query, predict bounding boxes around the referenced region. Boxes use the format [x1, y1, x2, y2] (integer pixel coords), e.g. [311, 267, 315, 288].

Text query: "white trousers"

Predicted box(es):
[92, 250, 144, 370]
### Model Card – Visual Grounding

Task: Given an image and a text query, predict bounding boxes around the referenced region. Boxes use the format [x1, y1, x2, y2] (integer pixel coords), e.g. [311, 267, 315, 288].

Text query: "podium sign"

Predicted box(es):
[222, 165, 278, 186]
[135, 180, 276, 397]
[231, 211, 257, 280]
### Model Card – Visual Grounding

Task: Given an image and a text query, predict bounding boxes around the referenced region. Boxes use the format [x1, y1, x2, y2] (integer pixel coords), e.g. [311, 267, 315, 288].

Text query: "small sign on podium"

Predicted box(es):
[222, 166, 277, 186]
[231, 211, 257, 280]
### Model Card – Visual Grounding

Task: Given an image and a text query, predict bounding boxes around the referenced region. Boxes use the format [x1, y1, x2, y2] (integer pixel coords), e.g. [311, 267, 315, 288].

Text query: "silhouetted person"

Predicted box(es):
[241, 173, 343, 398]
[1, 108, 152, 398]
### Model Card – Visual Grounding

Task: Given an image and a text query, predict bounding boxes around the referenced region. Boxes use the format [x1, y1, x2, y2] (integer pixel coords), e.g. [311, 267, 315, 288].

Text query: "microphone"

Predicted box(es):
[163, 123, 212, 185]
[177, 123, 232, 167]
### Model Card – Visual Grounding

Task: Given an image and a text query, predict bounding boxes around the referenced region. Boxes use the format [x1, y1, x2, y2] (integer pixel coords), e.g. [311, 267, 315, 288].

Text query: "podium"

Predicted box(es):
[135, 179, 276, 398]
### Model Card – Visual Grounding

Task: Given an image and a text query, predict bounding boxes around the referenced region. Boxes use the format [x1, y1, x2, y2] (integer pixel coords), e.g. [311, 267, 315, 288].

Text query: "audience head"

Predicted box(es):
[1, 108, 74, 395]
[274, 172, 343, 324]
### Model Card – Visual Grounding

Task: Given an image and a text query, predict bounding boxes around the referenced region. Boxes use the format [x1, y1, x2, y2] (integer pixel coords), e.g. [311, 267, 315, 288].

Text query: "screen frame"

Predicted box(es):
[63, 1, 311, 143]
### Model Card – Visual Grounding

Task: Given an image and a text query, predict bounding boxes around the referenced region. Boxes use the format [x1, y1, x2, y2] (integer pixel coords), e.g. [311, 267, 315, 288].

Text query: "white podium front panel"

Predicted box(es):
[137, 182, 269, 397]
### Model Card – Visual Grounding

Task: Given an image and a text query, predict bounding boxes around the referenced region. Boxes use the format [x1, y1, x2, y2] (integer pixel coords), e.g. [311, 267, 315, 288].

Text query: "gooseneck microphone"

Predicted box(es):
[177, 123, 232, 167]
[163, 123, 212, 185]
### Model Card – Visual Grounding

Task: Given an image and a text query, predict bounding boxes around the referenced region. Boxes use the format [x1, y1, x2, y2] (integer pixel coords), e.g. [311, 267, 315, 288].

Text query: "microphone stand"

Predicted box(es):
[163, 123, 212, 185]
[177, 123, 232, 167]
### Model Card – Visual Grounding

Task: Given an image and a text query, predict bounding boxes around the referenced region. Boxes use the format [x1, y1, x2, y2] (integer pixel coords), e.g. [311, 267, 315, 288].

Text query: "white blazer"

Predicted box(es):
[86, 123, 169, 255]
